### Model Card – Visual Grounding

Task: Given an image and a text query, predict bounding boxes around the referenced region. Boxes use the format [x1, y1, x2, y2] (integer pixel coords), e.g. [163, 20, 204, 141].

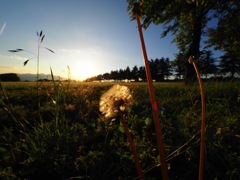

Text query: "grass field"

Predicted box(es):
[0, 80, 240, 179]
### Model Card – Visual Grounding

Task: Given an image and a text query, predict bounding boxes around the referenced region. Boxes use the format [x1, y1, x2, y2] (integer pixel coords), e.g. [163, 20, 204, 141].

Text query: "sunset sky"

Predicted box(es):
[0, 0, 215, 81]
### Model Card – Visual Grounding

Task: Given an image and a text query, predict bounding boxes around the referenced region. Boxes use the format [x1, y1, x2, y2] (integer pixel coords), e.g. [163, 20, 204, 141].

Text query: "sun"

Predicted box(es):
[71, 62, 96, 81]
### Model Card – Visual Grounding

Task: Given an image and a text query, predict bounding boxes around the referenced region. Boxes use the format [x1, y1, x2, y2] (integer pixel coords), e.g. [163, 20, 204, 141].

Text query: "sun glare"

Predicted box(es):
[71, 62, 96, 81]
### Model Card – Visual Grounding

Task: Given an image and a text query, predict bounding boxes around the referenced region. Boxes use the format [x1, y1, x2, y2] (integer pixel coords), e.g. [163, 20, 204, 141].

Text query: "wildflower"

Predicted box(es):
[99, 84, 133, 118]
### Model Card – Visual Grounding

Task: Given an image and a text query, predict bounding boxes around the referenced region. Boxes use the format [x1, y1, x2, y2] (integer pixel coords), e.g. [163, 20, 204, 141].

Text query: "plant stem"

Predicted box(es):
[119, 112, 144, 180]
[37, 36, 40, 120]
[133, 3, 169, 179]
[188, 56, 206, 180]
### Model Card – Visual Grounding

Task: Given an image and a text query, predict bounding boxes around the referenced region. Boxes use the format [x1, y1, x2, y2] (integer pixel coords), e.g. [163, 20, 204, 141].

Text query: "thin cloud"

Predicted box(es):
[9, 55, 26, 60]
[0, 53, 26, 61]
[88, 46, 101, 55]
[60, 46, 101, 55]
[0, 65, 11, 69]
[60, 49, 83, 54]
[0, 65, 34, 74]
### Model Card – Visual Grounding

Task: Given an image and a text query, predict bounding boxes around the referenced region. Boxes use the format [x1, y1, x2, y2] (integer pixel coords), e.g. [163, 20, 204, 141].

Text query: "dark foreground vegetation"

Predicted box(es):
[0, 81, 239, 179]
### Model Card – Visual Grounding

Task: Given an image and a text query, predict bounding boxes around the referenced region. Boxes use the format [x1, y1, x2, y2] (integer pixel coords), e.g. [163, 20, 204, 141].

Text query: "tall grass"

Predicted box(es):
[9, 31, 54, 120]
[0, 81, 240, 179]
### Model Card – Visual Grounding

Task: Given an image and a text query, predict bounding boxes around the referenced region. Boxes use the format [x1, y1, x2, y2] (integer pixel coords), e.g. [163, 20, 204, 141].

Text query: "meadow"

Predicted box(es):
[0, 80, 239, 179]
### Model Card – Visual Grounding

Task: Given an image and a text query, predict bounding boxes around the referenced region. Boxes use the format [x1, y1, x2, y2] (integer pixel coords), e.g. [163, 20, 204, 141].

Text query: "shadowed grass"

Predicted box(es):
[0, 81, 240, 179]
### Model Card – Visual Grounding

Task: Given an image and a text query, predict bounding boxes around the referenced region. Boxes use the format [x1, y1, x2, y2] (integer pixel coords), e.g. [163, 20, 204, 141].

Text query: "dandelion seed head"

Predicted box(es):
[99, 84, 133, 118]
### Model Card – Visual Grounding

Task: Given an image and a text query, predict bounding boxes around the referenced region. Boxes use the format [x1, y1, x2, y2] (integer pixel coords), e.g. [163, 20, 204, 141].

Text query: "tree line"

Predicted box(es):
[85, 50, 239, 82]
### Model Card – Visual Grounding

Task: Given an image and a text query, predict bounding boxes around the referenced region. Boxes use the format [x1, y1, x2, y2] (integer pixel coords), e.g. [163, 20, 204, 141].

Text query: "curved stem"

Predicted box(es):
[188, 56, 206, 180]
[119, 112, 144, 180]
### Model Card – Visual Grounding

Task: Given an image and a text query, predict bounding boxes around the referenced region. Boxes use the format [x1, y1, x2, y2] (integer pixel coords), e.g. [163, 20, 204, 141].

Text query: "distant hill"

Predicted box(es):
[17, 73, 65, 81]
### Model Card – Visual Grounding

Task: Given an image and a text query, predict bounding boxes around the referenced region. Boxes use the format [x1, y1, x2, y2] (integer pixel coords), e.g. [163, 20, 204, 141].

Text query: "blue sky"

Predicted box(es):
[1, 0, 187, 80]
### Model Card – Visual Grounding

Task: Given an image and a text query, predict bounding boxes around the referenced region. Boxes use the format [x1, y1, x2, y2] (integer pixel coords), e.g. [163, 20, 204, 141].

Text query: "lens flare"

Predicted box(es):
[0, 22, 7, 35]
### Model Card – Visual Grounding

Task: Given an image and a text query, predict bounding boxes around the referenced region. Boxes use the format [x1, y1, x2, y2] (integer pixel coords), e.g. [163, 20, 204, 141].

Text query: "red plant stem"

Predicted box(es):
[189, 56, 206, 180]
[134, 13, 169, 180]
[119, 112, 144, 180]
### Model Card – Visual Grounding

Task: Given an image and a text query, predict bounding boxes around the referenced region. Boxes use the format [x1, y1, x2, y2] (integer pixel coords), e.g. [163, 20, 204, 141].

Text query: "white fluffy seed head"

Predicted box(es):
[99, 84, 133, 118]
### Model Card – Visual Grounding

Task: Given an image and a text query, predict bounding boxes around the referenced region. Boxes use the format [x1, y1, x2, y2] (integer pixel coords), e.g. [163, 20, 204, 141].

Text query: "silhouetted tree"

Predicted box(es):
[131, 65, 139, 81]
[148, 58, 172, 81]
[171, 53, 185, 79]
[138, 66, 146, 81]
[161, 57, 172, 80]
[118, 69, 124, 81]
[207, 2, 240, 78]
[0, 73, 20, 82]
[123, 66, 131, 80]
[96, 74, 103, 81]
[110, 70, 119, 81]
[102, 73, 110, 80]
[85, 57, 174, 82]
[219, 52, 240, 78]
[198, 50, 218, 78]
[207, 3, 240, 53]
[149, 59, 159, 81]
